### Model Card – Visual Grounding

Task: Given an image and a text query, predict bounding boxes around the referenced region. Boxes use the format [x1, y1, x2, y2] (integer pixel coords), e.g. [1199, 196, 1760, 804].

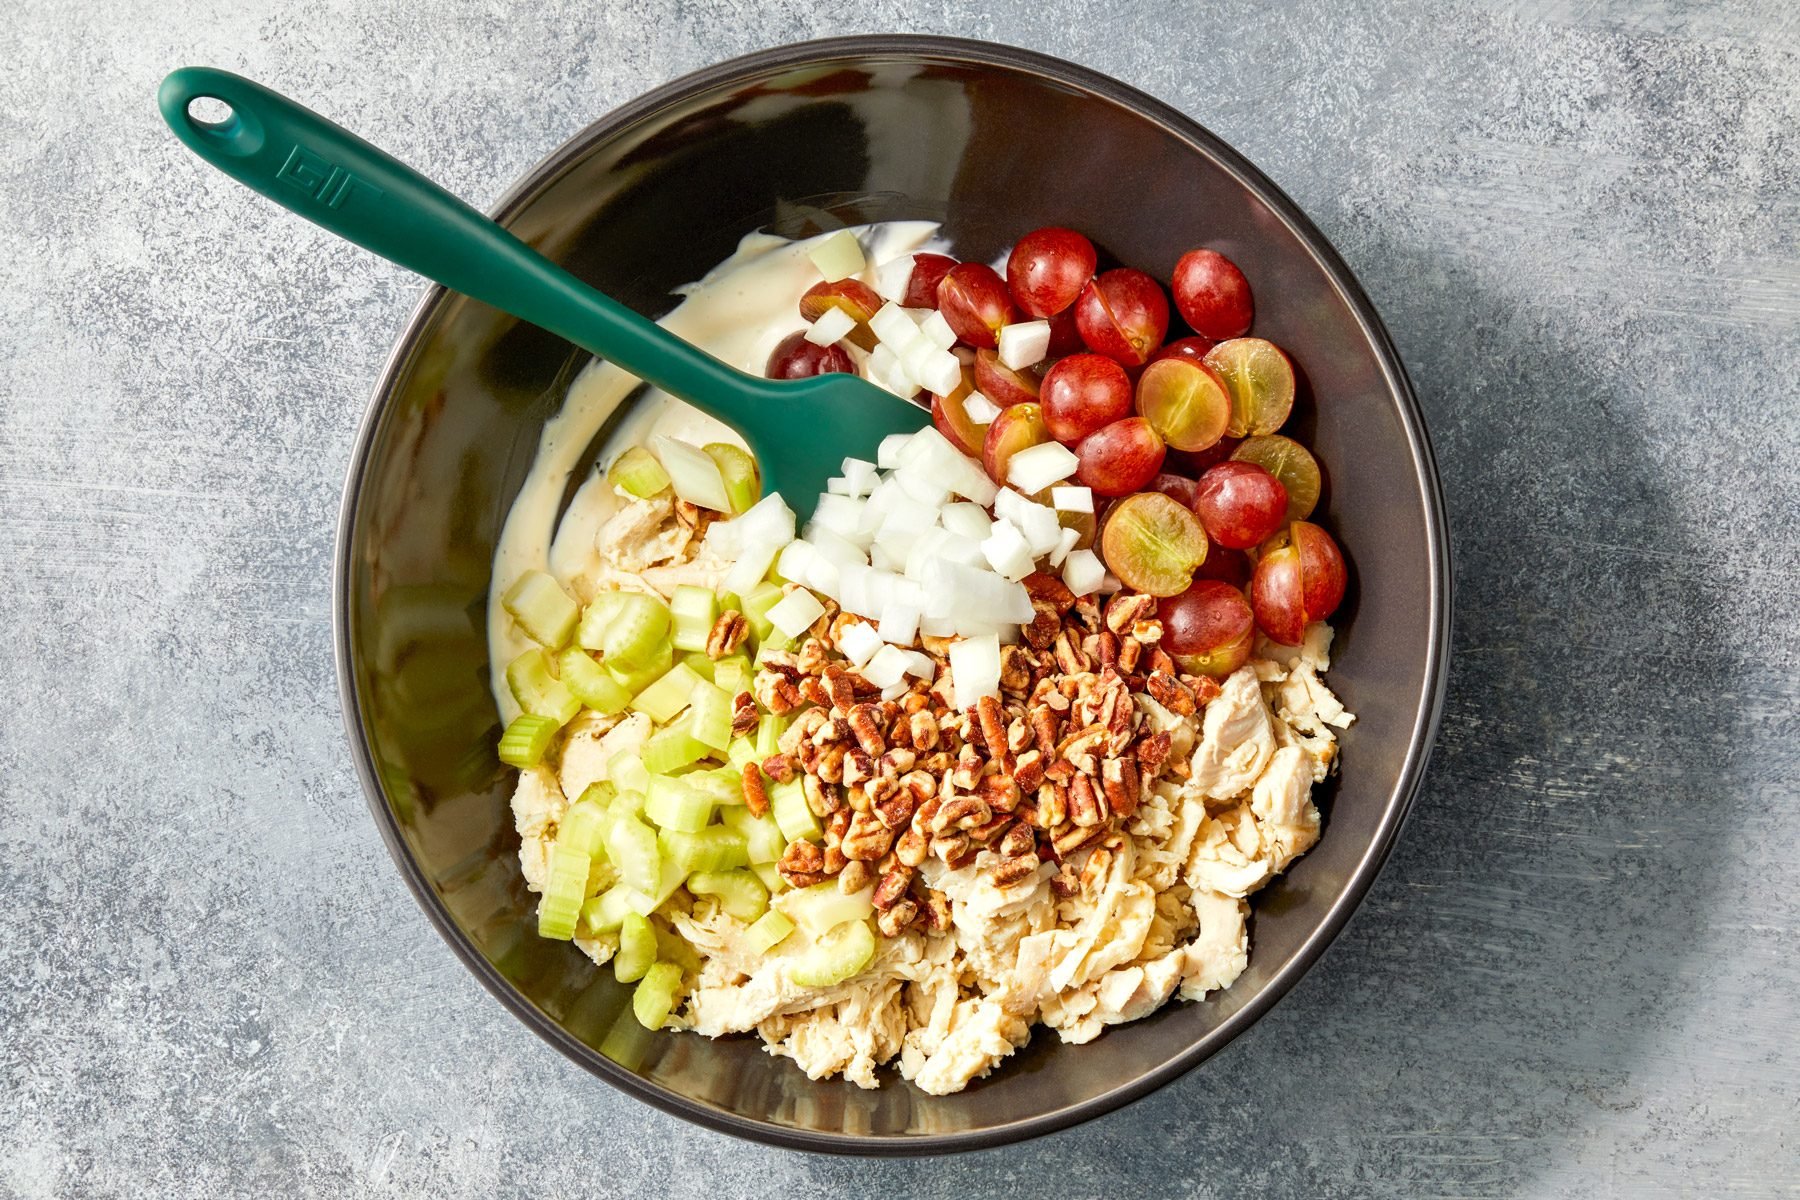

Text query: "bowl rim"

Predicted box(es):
[334, 33, 1452, 1156]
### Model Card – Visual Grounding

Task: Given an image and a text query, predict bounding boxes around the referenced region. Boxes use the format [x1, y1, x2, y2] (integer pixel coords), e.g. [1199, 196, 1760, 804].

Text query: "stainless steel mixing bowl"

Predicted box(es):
[335, 35, 1450, 1153]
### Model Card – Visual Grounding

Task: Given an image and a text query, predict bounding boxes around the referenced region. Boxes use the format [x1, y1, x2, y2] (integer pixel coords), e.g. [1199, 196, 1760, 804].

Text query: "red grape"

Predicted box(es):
[1192, 461, 1288, 549]
[1158, 580, 1255, 677]
[1075, 268, 1170, 367]
[1099, 491, 1208, 597]
[1204, 338, 1295, 437]
[1046, 305, 1084, 356]
[798, 279, 882, 350]
[937, 263, 1016, 349]
[1193, 545, 1250, 587]
[1146, 472, 1202, 510]
[1149, 335, 1218, 367]
[1133, 357, 1232, 452]
[982, 402, 1051, 485]
[1172, 249, 1254, 340]
[766, 331, 854, 380]
[1166, 436, 1242, 476]
[1075, 417, 1166, 496]
[930, 359, 986, 456]
[1040, 354, 1132, 444]
[902, 253, 959, 309]
[975, 348, 1042, 409]
[1006, 227, 1097, 317]
[1250, 521, 1347, 644]
[1232, 435, 1322, 522]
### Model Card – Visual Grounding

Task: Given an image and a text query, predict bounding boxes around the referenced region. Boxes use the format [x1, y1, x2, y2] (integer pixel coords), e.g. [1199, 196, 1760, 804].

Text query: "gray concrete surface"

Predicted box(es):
[3, 0, 1797, 1195]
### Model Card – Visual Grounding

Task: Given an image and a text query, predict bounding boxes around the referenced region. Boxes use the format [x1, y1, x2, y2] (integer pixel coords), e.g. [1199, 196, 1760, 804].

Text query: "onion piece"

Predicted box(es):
[1062, 548, 1105, 596]
[803, 306, 858, 347]
[838, 620, 885, 667]
[767, 588, 827, 638]
[1005, 440, 1080, 495]
[807, 230, 865, 282]
[962, 391, 1002, 425]
[862, 644, 912, 688]
[1050, 485, 1093, 513]
[878, 602, 921, 646]
[948, 635, 1001, 709]
[649, 435, 732, 512]
[997, 319, 1052, 370]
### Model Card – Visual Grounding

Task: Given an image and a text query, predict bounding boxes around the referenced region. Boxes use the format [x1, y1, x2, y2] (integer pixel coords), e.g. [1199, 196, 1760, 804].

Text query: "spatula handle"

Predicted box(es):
[158, 67, 770, 419]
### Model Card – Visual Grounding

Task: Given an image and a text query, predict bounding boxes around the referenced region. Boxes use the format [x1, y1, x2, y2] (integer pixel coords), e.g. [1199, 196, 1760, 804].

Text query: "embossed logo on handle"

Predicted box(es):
[277, 145, 383, 210]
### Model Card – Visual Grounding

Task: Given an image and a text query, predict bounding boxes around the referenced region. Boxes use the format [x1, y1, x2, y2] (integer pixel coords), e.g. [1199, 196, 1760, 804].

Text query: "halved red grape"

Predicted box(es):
[766, 332, 854, 380]
[982, 402, 1051, 485]
[798, 279, 882, 350]
[1204, 338, 1295, 436]
[975, 348, 1042, 409]
[1158, 580, 1255, 677]
[1075, 417, 1166, 496]
[1133, 357, 1232, 452]
[1146, 472, 1202, 510]
[1041, 354, 1132, 444]
[1099, 491, 1208, 597]
[1250, 521, 1347, 644]
[1149, 335, 1218, 367]
[1006, 227, 1097, 317]
[1193, 545, 1250, 587]
[1172, 249, 1254, 340]
[1231, 434, 1322, 522]
[902, 253, 959, 309]
[938, 263, 1016, 349]
[1046, 305, 1084, 356]
[1193, 461, 1288, 549]
[930, 360, 986, 456]
[1075, 268, 1170, 367]
[1166, 436, 1242, 477]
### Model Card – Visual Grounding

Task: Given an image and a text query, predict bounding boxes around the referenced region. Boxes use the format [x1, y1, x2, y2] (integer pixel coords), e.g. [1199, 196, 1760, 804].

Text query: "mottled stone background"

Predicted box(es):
[2, 0, 1796, 1195]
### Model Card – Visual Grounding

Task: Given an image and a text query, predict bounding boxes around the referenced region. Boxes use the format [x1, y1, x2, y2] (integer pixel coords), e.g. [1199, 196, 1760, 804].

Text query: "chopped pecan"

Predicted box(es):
[999, 644, 1035, 692]
[1094, 630, 1120, 670]
[878, 747, 917, 777]
[894, 828, 928, 868]
[872, 867, 913, 910]
[778, 839, 828, 888]
[808, 599, 840, 642]
[740, 762, 769, 817]
[1052, 821, 1102, 857]
[1102, 756, 1141, 819]
[921, 892, 951, 932]
[998, 822, 1036, 860]
[846, 703, 886, 756]
[796, 636, 830, 676]
[1023, 571, 1077, 613]
[1022, 781, 1067, 830]
[1131, 618, 1163, 644]
[908, 709, 940, 752]
[1013, 749, 1046, 794]
[1052, 629, 1091, 674]
[975, 695, 1009, 764]
[1023, 602, 1063, 650]
[878, 897, 921, 937]
[931, 830, 972, 864]
[838, 859, 874, 894]
[1069, 773, 1104, 827]
[842, 812, 897, 862]
[968, 813, 1014, 844]
[752, 670, 803, 715]
[1058, 724, 1107, 775]
[761, 752, 798, 783]
[779, 709, 825, 756]
[1030, 707, 1059, 756]
[874, 787, 917, 831]
[803, 774, 841, 817]
[1005, 715, 1031, 754]
[1135, 732, 1173, 776]
[1116, 636, 1142, 674]
[1049, 863, 1081, 897]
[1103, 592, 1155, 634]
[705, 610, 749, 659]
[975, 771, 1021, 814]
[952, 743, 983, 791]
[1147, 647, 1177, 677]
[991, 852, 1040, 888]
[729, 691, 758, 738]
[1146, 670, 1197, 716]
[814, 744, 847, 785]
[822, 663, 858, 712]
[822, 844, 848, 874]
[1187, 674, 1224, 707]
[842, 746, 875, 787]
[933, 795, 990, 833]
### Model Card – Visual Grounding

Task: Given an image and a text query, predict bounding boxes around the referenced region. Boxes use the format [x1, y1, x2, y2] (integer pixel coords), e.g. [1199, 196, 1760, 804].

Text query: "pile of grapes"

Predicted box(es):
[767, 227, 1347, 679]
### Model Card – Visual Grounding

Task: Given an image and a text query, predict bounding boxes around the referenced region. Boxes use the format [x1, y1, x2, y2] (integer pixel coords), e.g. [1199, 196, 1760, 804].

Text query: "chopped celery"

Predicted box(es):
[721, 806, 785, 865]
[718, 592, 744, 619]
[557, 799, 610, 859]
[757, 626, 798, 655]
[713, 654, 752, 698]
[575, 591, 627, 651]
[604, 813, 661, 895]
[770, 777, 821, 843]
[684, 767, 743, 809]
[641, 853, 689, 913]
[741, 581, 784, 642]
[680, 651, 717, 682]
[687, 869, 768, 922]
[582, 883, 641, 934]
[750, 861, 785, 894]
[601, 592, 672, 668]
[557, 648, 631, 715]
[632, 962, 683, 1030]
[745, 909, 796, 954]
[607, 749, 650, 797]
[754, 713, 788, 760]
[497, 714, 559, 767]
[703, 443, 761, 513]
[659, 826, 749, 875]
[789, 918, 876, 987]
[506, 650, 580, 724]
[537, 840, 591, 941]
[781, 880, 875, 938]
[575, 780, 617, 811]
[607, 445, 671, 498]
[726, 736, 757, 769]
[502, 570, 578, 649]
[614, 913, 657, 982]
[669, 585, 719, 653]
[641, 718, 710, 776]
[630, 662, 705, 725]
[687, 682, 734, 752]
[643, 776, 713, 833]
[605, 640, 672, 696]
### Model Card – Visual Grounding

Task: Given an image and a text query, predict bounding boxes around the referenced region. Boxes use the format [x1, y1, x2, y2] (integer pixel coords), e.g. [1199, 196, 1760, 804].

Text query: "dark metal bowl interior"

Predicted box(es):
[336, 36, 1449, 1153]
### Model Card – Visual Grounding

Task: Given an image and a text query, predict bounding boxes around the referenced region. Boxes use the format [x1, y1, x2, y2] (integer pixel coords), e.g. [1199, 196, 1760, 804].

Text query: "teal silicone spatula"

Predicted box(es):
[157, 67, 930, 522]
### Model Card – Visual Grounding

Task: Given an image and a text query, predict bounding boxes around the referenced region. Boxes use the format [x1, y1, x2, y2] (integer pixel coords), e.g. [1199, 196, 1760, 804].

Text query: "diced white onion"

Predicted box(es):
[920, 310, 958, 349]
[878, 602, 921, 646]
[997, 320, 1052, 370]
[805, 556, 841, 598]
[962, 391, 1002, 425]
[722, 537, 782, 598]
[873, 256, 916, 303]
[948, 635, 1001, 709]
[837, 620, 884, 668]
[918, 349, 964, 397]
[862, 644, 912, 688]
[869, 302, 921, 349]
[776, 540, 817, 584]
[826, 476, 851, 495]
[1048, 525, 1081, 567]
[1016, 502, 1064, 557]
[901, 650, 936, 679]
[807, 230, 865, 282]
[980, 518, 1036, 582]
[1006, 440, 1080, 495]
[1062, 548, 1105, 596]
[840, 458, 879, 496]
[811, 493, 866, 541]
[876, 434, 910, 470]
[649, 435, 731, 513]
[768, 588, 827, 638]
[920, 614, 957, 637]
[1051, 485, 1093, 513]
[940, 501, 993, 543]
[881, 680, 911, 701]
[803, 306, 857, 347]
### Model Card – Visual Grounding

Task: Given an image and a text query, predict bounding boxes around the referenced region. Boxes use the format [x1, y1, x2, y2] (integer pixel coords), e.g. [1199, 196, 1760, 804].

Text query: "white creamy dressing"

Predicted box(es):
[486, 221, 946, 717]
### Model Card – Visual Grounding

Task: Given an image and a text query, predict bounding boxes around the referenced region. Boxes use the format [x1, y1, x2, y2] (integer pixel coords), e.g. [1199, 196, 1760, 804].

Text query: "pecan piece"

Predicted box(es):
[803, 774, 841, 817]
[842, 811, 897, 862]
[1146, 670, 1197, 716]
[761, 752, 798, 783]
[874, 787, 917, 832]
[1052, 629, 1090, 674]
[729, 691, 758, 738]
[933, 795, 991, 833]
[778, 839, 828, 888]
[1103, 591, 1155, 634]
[999, 644, 1035, 693]
[908, 709, 939, 752]
[872, 867, 913, 910]
[705, 610, 749, 659]
[740, 762, 769, 817]
[894, 827, 928, 868]
[975, 695, 1010, 765]
[846, 703, 886, 756]
[1023, 571, 1077, 613]
[1051, 821, 1102, 857]
[991, 852, 1040, 888]
[877, 897, 921, 937]
[838, 859, 874, 894]
[1023, 601, 1063, 650]
[920, 892, 951, 932]
[1069, 773, 1104, 827]
[822, 663, 858, 712]
[975, 771, 1021, 814]
[1102, 756, 1141, 819]
[1135, 731, 1173, 776]
[1030, 707, 1059, 756]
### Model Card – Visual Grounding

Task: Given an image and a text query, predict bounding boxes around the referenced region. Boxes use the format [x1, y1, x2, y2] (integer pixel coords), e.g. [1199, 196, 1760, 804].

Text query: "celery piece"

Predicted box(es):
[781, 880, 876, 938]
[575, 780, 617, 812]
[629, 662, 704, 725]
[641, 719, 710, 776]
[659, 826, 749, 875]
[687, 682, 734, 752]
[684, 767, 744, 809]
[607, 749, 650, 797]
[753, 713, 788, 760]
[557, 799, 610, 859]
[688, 869, 769, 922]
[607, 445, 670, 499]
[680, 651, 717, 682]
[721, 807, 785, 865]
[537, 841, 591, 941]
[604, 813, 661, 895]
[669, 585, 719, 653]
[712, 654, 752, 699]
[575, 591, 627, 651]
[602, 592, 672, 669]
[497, 714, 559, 767]
[770, 777, 821, 843]
[640, 853, 689, 914]
[750, 861, 785, 894]
[643, 776, 712, 833]
[632, 962, 682, 1030]
[557, 648, 631, 715]
[582, 883, 641, 934]
[505, 650, 580, 725]
[757, 626, 797, 655]
[703, 443, 761, 514]
[789, 918, 876, 987]
[614, 913, 657, 983]
[745, 909, 796, 955]
[605, 639, 672, 697]
[741, 581, 784, 642]
[502, 570, 579, 649]
[726, 736, 757, 769]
